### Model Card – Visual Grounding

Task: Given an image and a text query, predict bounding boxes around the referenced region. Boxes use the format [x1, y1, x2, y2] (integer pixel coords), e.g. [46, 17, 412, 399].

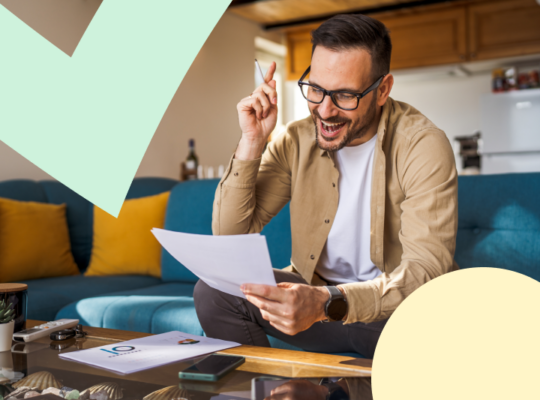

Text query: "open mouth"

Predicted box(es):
[320, 119, 347, 138]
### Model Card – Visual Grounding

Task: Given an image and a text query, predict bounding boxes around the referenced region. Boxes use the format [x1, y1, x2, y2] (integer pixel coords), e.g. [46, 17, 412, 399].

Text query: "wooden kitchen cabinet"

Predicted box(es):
[286, 28, 314, 81]
[468, 0, 540, 61]
[379, 7, 467, 70]
[285, 0, 540, 79]
[285, 7, 467, 78]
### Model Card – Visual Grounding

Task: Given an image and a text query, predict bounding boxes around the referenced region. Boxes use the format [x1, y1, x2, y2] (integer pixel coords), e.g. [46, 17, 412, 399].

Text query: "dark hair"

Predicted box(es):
[311, 14, 392, 80]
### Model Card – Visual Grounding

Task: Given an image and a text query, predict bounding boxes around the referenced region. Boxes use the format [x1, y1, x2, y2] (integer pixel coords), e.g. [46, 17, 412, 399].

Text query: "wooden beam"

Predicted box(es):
[263, 0, 460, 30]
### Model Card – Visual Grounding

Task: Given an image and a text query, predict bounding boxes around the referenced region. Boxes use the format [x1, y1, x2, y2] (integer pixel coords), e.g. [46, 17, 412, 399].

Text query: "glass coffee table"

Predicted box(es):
[0, 320, 372, 400]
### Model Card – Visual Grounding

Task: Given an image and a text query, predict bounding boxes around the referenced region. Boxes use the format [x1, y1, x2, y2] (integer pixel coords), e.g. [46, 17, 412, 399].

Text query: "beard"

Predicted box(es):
[311, 93, 378, 152]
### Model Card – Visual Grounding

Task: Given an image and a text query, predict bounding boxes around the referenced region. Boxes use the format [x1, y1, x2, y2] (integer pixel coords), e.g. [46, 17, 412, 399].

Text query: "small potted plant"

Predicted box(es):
[0, 300, 15, 352]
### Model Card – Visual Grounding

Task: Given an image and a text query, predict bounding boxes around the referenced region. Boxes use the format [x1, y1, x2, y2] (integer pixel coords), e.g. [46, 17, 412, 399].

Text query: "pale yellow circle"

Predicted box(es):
[373, 267, 540, 400]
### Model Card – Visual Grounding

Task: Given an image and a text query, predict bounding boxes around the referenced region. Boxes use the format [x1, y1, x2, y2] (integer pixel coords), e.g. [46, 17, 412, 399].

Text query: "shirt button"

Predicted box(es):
[332, 183, 336, 188]
[234, 172, 239, 176]
[310, 255, 315, 260]
[325, 219, 330, 224]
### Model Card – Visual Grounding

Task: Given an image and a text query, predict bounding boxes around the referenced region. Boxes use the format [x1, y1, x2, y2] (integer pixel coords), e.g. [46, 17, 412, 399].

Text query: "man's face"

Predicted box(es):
[308, 46, 380, 152]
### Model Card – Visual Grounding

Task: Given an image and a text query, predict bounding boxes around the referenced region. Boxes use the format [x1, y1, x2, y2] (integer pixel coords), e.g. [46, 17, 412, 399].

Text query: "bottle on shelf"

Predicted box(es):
[181, 139, 199, 181]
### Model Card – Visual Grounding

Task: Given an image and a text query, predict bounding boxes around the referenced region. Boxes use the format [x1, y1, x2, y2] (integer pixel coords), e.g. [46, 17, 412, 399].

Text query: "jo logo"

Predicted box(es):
[101, 345, 136, 355]
[113, 346, 135, 352]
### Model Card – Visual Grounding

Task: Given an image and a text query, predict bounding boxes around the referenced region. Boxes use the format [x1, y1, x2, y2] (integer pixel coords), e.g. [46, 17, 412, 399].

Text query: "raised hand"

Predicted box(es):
[235, 61, 278, 160]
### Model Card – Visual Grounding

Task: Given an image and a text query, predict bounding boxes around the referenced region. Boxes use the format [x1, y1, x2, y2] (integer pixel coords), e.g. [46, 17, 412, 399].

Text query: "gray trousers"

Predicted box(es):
[193, 269, 387, 358]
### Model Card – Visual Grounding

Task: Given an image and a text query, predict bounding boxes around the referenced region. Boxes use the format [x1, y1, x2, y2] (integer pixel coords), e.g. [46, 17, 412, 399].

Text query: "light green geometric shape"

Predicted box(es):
[0, 0, 231, 217]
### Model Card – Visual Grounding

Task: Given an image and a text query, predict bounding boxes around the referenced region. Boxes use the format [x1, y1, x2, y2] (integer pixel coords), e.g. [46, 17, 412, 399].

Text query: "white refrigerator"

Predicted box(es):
[480, 88, 540, 174]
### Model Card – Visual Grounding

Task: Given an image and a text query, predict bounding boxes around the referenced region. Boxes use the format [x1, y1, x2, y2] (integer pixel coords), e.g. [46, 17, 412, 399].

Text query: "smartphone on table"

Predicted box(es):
[179, 354, 245, 381]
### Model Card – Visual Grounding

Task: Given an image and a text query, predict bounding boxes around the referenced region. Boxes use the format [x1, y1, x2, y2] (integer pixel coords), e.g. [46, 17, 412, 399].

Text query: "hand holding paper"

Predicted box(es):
[151, 229, 277, 298]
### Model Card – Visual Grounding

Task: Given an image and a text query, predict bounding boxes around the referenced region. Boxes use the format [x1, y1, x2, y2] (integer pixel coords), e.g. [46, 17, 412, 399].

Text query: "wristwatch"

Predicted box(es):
[323, 286, 348, 322]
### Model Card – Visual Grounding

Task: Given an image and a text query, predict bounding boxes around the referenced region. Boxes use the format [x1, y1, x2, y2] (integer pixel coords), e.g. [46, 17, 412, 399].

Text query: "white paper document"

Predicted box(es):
[59, 331, 240, 374]
[152, 229, 277, 298]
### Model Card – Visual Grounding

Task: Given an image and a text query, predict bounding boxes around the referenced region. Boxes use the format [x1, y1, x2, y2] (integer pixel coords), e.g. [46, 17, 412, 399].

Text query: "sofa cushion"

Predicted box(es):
[22, 275, 161, 321]
[86, 192, 170, 278]
[0, 198, 79, 283]
[456, 173, 540, 280]
[267, 336, 303, 351]
[125, 178, 178, 200]
[0, 180, 48, 202]
[0, 178, 179, 272]
[161, 180, 218, 282]
[161, 179, 293, 282]
[39, 181, 95, 272]
[267, 336, 363, 358]
[56, 283, 202, 335]
[262, 202, 293, 270]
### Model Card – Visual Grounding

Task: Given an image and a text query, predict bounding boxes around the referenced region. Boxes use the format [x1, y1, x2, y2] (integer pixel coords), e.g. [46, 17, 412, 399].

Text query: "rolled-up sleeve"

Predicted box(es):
[212, 132, 295, 236]
[339, 128, 458, 324]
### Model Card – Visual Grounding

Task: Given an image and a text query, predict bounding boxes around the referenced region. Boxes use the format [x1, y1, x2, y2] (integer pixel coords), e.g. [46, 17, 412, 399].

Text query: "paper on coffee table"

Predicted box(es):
[151, 229, 277, 298]
[59, 331, 240, 374]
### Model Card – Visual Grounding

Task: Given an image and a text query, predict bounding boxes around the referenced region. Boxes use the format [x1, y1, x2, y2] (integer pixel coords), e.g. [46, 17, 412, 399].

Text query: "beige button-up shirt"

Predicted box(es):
[213, 97, 459, 324]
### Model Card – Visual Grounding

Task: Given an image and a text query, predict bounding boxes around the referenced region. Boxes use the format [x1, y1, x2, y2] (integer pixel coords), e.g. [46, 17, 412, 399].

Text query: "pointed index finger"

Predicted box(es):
[264, 61, 277, 83]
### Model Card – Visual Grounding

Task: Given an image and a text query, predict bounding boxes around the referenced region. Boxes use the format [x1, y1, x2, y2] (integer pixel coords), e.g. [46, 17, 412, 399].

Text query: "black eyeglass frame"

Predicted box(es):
[297, 66, 386, 111]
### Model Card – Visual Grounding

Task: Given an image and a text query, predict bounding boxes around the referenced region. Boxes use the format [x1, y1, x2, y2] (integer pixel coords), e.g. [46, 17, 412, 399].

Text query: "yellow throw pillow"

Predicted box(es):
[0, 198, 80, 283]
[85, 191, 170, 278]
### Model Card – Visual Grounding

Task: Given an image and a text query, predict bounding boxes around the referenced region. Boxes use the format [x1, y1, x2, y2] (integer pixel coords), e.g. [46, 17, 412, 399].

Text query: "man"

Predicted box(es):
[194, 14, 458, 358]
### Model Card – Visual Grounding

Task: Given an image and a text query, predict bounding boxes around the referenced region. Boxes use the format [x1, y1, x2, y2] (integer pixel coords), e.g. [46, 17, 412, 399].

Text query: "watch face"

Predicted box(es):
[328, 298, 348, 321]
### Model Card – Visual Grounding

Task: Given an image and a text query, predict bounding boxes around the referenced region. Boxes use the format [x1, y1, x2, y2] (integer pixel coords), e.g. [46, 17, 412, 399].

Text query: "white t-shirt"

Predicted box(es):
[316, 134, 382, 284]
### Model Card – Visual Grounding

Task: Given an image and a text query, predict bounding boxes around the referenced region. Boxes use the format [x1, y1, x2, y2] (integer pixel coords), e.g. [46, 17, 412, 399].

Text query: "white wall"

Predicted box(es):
[391, 72, 493, 172]
[390, 73, 492, 142]
[0, 1, 280, 181]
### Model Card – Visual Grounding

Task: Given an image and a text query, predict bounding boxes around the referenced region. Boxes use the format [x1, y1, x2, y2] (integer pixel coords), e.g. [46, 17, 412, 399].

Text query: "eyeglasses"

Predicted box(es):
[297, 66, 386, 111]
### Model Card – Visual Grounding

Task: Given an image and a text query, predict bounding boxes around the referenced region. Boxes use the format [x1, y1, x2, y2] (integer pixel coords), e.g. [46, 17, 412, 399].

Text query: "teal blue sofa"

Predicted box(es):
[1, 173, 539, 358]
[0, 178, 297, 351]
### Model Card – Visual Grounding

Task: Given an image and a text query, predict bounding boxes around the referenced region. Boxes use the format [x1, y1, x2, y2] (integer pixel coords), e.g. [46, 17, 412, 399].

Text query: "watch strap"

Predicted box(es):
[325, 285, 343, 303]
[323, 286, 345, 322]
